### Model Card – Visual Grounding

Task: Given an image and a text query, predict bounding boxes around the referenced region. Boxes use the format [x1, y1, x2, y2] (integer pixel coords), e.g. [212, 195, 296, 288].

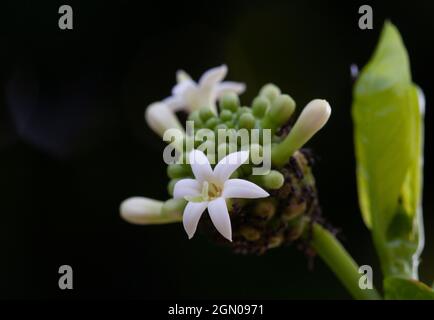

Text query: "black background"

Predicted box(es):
[0, 0, 432, 299]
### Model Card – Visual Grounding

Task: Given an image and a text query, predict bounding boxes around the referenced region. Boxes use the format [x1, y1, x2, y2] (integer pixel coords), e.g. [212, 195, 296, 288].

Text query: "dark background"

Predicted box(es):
[0, 0, 432, 299]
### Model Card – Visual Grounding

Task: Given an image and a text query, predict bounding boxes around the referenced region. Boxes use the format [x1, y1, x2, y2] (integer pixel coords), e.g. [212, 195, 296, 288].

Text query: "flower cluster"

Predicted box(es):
[121, 66, 331, 254]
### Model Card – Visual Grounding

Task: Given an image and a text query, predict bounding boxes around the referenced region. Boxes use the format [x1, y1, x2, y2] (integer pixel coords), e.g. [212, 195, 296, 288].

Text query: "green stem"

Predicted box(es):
[310, 223, 382, 300]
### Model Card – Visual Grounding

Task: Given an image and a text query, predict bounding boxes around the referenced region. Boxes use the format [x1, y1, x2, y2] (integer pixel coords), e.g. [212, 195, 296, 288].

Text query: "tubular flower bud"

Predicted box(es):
[272, 99, 331, 167]
[145, 102, 184, 138]
[120, 197, 183, 225]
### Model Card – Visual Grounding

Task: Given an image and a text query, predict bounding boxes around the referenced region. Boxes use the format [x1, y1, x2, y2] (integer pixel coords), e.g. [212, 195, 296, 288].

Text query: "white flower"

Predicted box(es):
[163, 65, 245, 114]
[173, 149, 269, 241]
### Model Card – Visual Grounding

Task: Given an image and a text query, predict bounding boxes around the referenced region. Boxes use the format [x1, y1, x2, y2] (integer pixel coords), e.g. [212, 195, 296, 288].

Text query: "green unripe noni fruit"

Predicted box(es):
[167, 178, 180, 196]
[261, 94, 295, 131]
[219, 109, 233, 122]
[205, 117, 220, 130]
[239, 112, 255, 129]
[259, 83, 281, 103]
[167, 163, 192, 179]
[199, 107, 215, 122]
[219, 92, 240, 112]
[248, 170, 285, 189]
[252, 96, 269, 118]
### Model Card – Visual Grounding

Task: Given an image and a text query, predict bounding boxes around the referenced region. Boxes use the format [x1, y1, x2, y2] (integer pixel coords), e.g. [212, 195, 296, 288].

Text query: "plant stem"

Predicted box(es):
[310, 223, 381, 300]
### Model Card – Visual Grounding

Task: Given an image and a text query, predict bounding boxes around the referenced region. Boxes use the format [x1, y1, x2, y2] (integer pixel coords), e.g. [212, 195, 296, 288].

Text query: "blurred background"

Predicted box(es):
[0, 0, 432, 299]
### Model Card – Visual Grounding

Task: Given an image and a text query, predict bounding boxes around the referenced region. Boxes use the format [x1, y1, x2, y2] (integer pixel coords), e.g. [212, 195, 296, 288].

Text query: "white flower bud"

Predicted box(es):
[271, 99, 331, 167]
[145, 102, 184, 138]
[120, 197, 164, 225]
[290, 99, 331, 149]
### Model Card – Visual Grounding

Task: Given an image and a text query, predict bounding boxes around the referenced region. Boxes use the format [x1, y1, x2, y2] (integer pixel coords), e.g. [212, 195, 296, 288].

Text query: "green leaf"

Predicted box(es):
[384, 277, 434, 300]
[352, 21, 424, 278]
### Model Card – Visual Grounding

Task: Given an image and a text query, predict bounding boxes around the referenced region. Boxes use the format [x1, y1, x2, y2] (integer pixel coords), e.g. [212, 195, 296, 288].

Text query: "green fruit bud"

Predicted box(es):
[237, 106, 251, 116]
[259, 83, 281, 102]
[240, 164, 253, 176]
[261, 94, 295, 131]
[219, 109, 233, 122]
[167, 163, 192, 179]
[199, 107, 214, 122]
[230, 169, 239, 179]
[205, 117, 219, 130]
[248, 170, 284, 189]
[252, 96, 269, 118]
[220, 92, 240, 112]
[224, 120, 235, 128]
[273, 94, 296, 123]
[239, 112, 255, 129]
[167, 178, 180, 196]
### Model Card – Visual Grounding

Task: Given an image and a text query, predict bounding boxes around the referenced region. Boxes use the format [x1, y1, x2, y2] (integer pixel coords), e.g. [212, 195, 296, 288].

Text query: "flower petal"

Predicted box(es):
[216, 81, 246, 97]
[145, 102, 184, 137]
[173, 179, 201, 199]
[176, 69, 192, 83]
[172, 79, 195, 96]
[189, 149, 213, 183]
[163, 96, 185, 112]
[199, 65, 227, 88]
[213, 150, 249, 184]
[183, 201, 208, 239]
[208, 197, 232, 241]
[222, 179, 269, 199]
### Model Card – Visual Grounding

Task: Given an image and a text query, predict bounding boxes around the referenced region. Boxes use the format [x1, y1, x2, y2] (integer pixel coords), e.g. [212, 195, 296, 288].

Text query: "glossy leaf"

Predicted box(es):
[352, 22, 424, 278]
[384, 277, 434, 300]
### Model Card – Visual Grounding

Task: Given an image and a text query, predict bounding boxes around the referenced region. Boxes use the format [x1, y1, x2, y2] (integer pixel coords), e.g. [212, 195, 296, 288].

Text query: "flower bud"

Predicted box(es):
[205, 117, 219, 129]
[261, 94, 296, 131]
[219, 92, 240, 112]
[145, 102, 185, 138]
[259, 83, 281, 102]
[120, 197, 182, 225]
[239, 112, 256, 129]
[252, 96, 269, 118]
[167, 178, 180, 196]
[272, 99, 331, 167]
[248, 170, 285, 189]
[219, 109, 233, 122]
[199, 107, 215, 122]
[167, 163, 192, 179]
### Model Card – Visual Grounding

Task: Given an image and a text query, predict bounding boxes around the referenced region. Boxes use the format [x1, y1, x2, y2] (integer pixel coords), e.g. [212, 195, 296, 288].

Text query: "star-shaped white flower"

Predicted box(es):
[163, 65, 245, 114]
[173, 149, 269, 241]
